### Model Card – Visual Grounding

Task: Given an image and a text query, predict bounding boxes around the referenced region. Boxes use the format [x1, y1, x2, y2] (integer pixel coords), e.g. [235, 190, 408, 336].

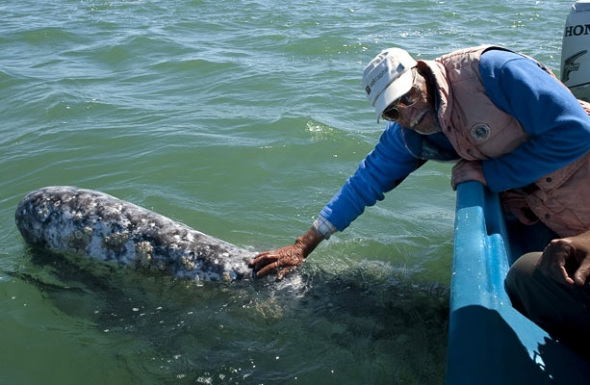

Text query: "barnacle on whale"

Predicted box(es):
[65, 226, 93, 252]
[102, 231, 130, 251]
[135, 241, 153, 268]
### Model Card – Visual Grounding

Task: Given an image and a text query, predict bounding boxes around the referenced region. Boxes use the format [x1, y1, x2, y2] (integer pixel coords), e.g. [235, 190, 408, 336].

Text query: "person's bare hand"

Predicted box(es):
[538, 231, 590, 286]
[451, 160, 486, 190]
[249, 244, 306, 280]
[249, 227, 324, 279]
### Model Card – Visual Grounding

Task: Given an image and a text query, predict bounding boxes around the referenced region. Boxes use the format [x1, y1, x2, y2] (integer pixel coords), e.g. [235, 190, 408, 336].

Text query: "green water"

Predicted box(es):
[0, 0, 575, 383]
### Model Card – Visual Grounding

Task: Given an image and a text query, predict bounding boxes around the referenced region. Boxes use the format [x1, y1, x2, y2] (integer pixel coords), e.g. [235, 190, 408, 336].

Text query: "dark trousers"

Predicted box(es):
[506, 252, 590, 361]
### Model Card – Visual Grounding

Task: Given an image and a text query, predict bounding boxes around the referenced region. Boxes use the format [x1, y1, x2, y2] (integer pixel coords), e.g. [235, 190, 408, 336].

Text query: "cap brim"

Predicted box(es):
[374, 69, 414, 122]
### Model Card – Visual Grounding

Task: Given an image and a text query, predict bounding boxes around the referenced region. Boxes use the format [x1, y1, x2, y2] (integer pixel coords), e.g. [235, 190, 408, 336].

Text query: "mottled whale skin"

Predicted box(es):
[15, 186, 255, 281]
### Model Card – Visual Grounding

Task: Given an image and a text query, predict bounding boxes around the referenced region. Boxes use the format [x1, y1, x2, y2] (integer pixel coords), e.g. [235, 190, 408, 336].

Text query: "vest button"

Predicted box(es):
[546, 177, 552, 183]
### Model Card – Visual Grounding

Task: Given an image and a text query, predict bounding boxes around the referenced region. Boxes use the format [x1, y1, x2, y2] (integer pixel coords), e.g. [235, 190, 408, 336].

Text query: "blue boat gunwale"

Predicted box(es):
[445, 181, 590, 384]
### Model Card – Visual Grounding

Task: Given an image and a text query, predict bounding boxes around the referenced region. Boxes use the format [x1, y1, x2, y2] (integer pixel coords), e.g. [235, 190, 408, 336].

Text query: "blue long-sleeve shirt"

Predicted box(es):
[318, 49, 590, 234]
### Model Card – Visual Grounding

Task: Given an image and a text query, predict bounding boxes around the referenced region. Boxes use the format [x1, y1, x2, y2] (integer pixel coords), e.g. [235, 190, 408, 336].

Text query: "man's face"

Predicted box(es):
[381, 69, 441, 135]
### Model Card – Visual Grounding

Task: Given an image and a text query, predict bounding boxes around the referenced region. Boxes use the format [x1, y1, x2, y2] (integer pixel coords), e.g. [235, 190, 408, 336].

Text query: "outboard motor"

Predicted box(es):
[561, 0, 590, 101]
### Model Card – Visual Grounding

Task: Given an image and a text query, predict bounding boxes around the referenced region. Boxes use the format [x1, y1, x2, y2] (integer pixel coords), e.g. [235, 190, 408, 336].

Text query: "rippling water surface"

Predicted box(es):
[0, 1, 575, 383]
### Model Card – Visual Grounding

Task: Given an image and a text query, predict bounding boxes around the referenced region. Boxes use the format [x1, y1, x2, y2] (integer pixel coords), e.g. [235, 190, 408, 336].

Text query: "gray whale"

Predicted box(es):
[14, 186, 255, 281]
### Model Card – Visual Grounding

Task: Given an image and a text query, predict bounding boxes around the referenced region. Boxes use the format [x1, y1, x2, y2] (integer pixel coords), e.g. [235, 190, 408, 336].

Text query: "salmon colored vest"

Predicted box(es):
[419, 45, 590, 237]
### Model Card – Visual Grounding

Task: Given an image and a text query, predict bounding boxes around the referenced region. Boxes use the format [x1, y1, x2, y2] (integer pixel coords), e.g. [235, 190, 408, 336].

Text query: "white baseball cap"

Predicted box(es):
[361, 48, 418, 122]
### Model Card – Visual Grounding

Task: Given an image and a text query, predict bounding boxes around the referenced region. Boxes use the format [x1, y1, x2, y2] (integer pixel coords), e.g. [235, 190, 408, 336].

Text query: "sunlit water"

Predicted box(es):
[0, 1, 575, 383]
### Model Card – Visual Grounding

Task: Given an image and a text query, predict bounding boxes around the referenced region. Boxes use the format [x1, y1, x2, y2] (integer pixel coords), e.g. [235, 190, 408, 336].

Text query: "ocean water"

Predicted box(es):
[0, 0, 575, 384]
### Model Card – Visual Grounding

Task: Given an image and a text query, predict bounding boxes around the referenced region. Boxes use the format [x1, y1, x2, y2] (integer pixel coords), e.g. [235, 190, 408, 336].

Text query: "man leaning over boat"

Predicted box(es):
[248, 45, 590, 359]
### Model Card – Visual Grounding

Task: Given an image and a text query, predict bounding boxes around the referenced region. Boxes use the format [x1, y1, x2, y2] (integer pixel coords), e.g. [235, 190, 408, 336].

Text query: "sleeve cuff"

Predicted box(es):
[312, 216, 337, 240]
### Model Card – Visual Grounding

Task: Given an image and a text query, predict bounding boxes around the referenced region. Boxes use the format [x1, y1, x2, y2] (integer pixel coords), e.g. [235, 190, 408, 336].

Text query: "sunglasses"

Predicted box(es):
[381, 71, 421, 122]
